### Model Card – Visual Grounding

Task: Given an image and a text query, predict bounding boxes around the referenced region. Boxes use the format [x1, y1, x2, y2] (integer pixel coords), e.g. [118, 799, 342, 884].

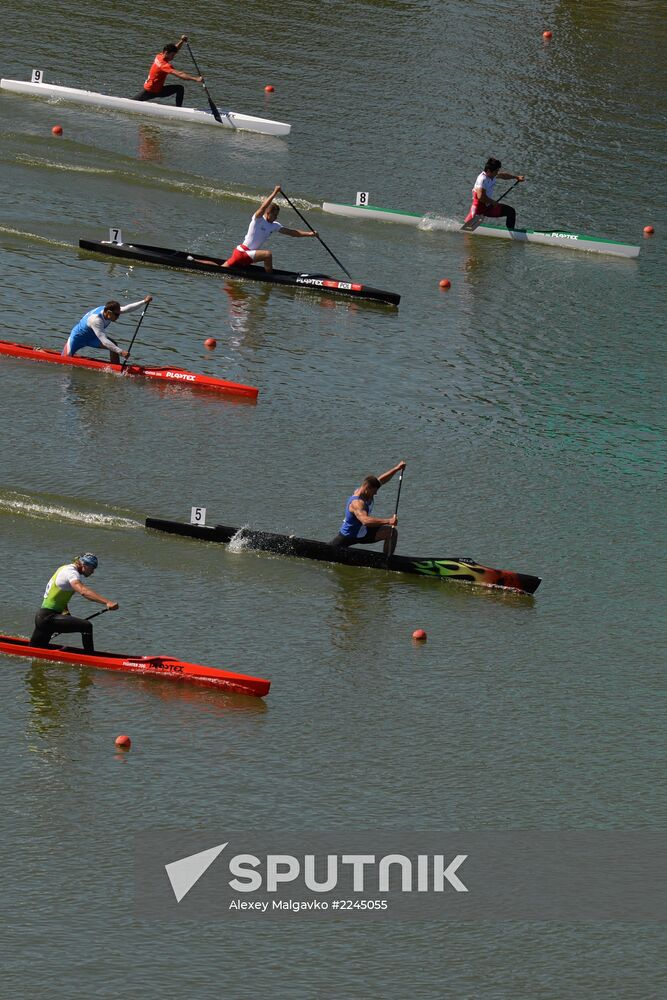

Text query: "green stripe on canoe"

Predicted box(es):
[476, 224, 635, 248]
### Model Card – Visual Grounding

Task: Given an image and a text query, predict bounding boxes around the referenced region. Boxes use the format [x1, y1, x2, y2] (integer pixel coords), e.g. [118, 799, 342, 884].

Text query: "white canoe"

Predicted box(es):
[322, 202, 640, 258]
[323, 202, 424, 225]
[0, 77, 291, 137]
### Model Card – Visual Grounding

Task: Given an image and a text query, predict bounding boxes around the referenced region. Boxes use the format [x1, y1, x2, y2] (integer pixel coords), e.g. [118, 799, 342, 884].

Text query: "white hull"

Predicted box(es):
[0, 78, 291, 136]
[322, 201, 422, 225]
[322, 202, 640, 258]
[471, 223, 639, 258]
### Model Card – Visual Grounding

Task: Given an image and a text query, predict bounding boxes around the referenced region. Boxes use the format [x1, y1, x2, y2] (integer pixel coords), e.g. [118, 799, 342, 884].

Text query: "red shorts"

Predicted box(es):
[223, 247, 253, 267]
[464, 198, 504, 224]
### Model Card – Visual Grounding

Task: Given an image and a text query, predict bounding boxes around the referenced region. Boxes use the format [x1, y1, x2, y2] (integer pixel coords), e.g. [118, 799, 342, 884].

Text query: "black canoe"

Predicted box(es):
[145, 518, 541, 594]
[78, 240, 400, 306]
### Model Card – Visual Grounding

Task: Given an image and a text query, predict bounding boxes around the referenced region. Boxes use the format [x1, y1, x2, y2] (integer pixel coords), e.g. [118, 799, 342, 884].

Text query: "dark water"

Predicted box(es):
[1, 1, 665, 997]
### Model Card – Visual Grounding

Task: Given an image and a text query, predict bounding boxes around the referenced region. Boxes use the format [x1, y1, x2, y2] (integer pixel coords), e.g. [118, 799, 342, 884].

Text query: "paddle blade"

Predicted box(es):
[204, 87, 223, 124]
[460, 216, 483, 232]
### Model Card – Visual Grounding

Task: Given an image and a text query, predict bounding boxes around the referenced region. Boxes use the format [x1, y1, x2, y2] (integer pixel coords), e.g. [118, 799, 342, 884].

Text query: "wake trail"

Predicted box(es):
[0, 490, 141, 529]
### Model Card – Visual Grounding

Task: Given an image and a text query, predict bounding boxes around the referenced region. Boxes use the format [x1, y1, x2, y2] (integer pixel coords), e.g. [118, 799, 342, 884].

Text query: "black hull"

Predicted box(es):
[145, 518, 541, 594]
[78, 240, 400, 306]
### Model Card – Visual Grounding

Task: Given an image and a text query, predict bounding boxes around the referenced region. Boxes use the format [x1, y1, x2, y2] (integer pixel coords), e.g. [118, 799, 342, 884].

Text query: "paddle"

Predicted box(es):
[280, 188, 353, 280]
[120, 299, 150, 371]
[84, 608, 112, 622]
[384, 467, 404, 559]
[393, 467, 404, 518]
[184, 41, 227, 126]
[461, 179, 521, 232]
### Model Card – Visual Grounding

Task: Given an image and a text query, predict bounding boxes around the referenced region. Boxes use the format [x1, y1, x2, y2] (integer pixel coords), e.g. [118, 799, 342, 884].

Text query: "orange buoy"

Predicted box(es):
[51, 125, 63, 136]
[204, 337, 217, 349]
[438, 279, 451, 290]
[643, 225, 655, 235]
[115, 734, 132, 749]
[264, 85, 274, 93]
[542, 30, 553, 39]
[412, 628, 427, 642]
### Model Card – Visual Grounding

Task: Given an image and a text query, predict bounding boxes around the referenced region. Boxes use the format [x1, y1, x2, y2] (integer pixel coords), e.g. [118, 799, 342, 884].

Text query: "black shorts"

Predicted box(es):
[131, 84, 185, 106]
[330, 526, 384, 548]
[30, 608, 94, 652]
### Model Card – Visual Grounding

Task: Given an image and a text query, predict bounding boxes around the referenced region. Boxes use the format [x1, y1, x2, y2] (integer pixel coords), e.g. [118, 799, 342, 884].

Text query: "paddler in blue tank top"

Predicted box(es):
[63, 295, 152, 362]
[30, 553, 118, 653]
[331, 461, 406, 557]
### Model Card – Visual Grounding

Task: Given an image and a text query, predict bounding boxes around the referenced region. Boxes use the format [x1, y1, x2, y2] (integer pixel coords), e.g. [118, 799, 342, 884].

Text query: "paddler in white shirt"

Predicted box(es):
[221, 185, 318, 273]
[30, 553, 118, 653]
[464, 157, 525, 229]
[63, 295, 153, 363]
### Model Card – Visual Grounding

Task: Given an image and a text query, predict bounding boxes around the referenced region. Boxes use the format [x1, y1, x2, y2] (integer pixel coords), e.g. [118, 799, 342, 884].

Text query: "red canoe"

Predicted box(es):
[0, 634, 270, 697]
[0, 338, 258, 400]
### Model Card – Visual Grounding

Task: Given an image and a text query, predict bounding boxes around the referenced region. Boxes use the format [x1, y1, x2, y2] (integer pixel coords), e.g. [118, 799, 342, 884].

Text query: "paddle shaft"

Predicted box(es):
[496, 179, 520, 202]
[280, 189, 353, 280]
[85, 608, 111, 622]
[120, 300, 150, 371]
[392, 468, 404, 519]
[383, 468, 404, 560]
[185, 41, 224, 125]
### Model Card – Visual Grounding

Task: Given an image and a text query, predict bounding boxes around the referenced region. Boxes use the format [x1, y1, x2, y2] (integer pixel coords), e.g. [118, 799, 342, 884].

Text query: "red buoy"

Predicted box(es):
[204, 337, 217, 349]
[264, 85, 274, 93]
[438, 279, 451, 290]
[51, 125, 63, 136]
[643, 225, 655, 235]
[412, 628, 427, 642]
[542, 30, 553, 39]
[115, 734, 132, 749]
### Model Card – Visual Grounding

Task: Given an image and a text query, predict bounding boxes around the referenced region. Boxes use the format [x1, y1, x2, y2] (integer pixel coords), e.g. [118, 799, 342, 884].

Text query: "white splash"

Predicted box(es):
[418, 214, 462, 232]
[227, 526, 253, 552]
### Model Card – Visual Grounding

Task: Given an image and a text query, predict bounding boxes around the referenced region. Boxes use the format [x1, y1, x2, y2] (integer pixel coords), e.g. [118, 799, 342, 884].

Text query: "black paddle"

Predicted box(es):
[280, 188, 353, 280]
[120, 299, 150, 371]
[393, 467, 404, 518]
[461, 179, 521, 232]
[184, 41, 226, 126]
[84, 608, 111, 622]
[384, 466, 404, 559]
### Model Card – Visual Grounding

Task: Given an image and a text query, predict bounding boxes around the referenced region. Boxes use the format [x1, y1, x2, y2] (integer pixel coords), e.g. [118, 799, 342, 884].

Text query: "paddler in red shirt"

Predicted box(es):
[132, 35, 203, 107]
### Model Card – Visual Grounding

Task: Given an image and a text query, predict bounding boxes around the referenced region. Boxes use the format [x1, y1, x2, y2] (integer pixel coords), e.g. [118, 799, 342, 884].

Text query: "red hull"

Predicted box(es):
[0, 634, 270, 697]
[0, 339, 258, 400]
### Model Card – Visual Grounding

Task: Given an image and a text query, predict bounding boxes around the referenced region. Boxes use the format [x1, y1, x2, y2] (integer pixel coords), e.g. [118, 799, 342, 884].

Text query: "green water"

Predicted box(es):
[1, 1, 665, 997]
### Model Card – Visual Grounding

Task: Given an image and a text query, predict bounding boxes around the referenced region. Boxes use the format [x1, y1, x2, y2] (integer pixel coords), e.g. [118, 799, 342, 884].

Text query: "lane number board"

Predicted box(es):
[190, 506, 207, 526]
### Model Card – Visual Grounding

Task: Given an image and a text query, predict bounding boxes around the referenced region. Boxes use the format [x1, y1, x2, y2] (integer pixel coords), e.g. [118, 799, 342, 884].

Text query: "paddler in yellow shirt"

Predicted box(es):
[30, 554, 118, 652]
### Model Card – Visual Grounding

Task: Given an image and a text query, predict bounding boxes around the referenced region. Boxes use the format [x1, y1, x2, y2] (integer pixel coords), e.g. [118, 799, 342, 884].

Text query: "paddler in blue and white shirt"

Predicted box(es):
[330, 461, 406, 557]
[63, 295, 152, 362]
[30, 553, 118, 653]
